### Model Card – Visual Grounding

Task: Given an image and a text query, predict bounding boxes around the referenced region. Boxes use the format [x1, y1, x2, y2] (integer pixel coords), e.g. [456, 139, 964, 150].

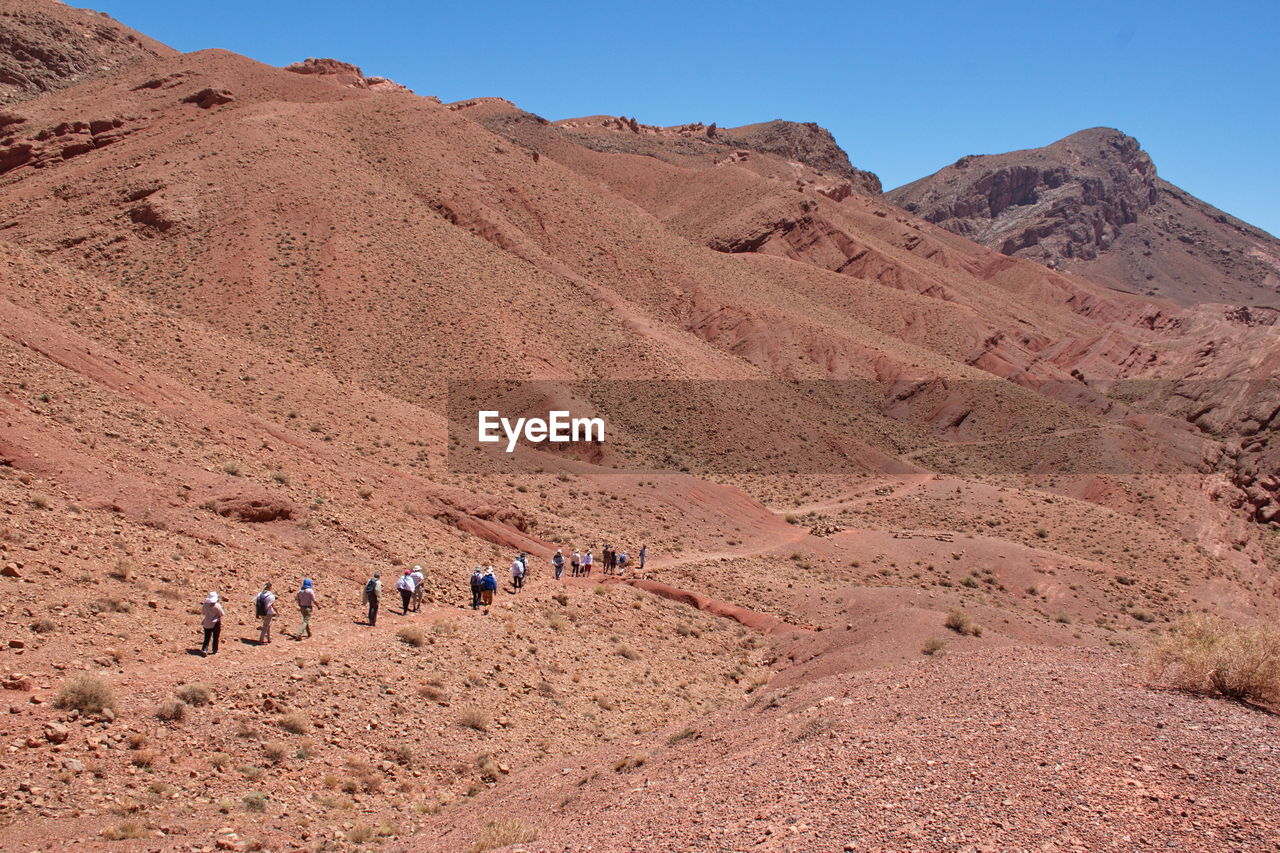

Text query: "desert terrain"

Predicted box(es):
[0, 2, 1277, 851]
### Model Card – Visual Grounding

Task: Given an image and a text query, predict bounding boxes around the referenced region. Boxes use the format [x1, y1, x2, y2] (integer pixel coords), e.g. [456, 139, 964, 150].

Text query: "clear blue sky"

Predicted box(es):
[94, 0, 1279, 236]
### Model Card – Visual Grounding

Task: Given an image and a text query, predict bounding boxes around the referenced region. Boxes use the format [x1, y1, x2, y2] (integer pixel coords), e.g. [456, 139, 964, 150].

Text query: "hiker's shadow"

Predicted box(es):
[238, 637, 265, 647]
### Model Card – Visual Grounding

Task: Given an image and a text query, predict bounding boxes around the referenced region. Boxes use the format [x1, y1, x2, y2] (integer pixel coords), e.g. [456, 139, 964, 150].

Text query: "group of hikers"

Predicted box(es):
[468, 543, 646, 608]
[195, 543, 648, 655]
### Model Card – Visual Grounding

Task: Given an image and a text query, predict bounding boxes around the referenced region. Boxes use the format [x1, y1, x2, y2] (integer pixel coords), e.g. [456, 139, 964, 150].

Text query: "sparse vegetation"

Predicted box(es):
[922, 636, 946, 655]
[397, 626, 426, 647]
[1150, 615, 1280, 705]
[944, 608, 982, 636]
[154, 699, 187, 722]
[469, 818, 538, 852]
[100, 821, 148, 840]
[458, 706, 489, 731]
[242, 791, 268, 812]
[55, 673, 115, 713]
[278, 711, 310, 734]
[175, 683, 214, 706]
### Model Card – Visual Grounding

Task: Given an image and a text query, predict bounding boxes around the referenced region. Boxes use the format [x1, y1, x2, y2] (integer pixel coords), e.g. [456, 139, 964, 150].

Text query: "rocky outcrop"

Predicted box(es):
[180, 87, 234, 109]
[888, 128, 1280, 306]
[0, 113, 141, 177]
[283, 57, 412, 94]
[0, 0, 175, 105]
[206, 494, 296, 523]
[723, 120, 883, 194]
[889, 128, 1156, 265]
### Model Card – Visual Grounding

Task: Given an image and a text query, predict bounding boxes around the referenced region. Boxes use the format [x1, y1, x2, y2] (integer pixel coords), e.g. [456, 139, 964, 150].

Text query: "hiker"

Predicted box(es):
[200, 591, 224, 656]
[511, 556, 526, 591]
[255, 582, 277, 644]
[617, 551, 628, 575]
[363, 571, 382, 626]
[295, 578, 318, 640]
[411, 565, 426, 612]
[583, 549, 593, 576]
[469, 567, 484, 609]
[396, 568, 416, 614]
[638, 544, 646, 571]
[480, 567, 498, 605]
[571, 549, 581, 577]
[602, 545, 613, 575]
[552, 549, 565, 580]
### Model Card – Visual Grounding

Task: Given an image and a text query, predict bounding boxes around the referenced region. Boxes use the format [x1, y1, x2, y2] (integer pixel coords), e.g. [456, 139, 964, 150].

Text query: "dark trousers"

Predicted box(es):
[513, 575, 524, 589]
[400, 589, 412, 613]
[471, 585, 482, 609]
[367, 599, 379, 626]
[554, 565, 563, 579]
[201, 623, 221, 654]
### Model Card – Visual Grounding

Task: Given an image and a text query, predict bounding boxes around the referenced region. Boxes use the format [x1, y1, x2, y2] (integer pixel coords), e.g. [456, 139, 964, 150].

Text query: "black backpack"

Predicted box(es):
[364, 578, 377, 598]
[254, 593, 266, 617]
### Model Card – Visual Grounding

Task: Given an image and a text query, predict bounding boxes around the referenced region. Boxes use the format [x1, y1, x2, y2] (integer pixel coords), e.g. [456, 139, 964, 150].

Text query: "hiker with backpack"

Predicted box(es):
[552, 549, 565, 580]
[411, 565, 426, 612]
[363, 571, 382, 626]
[295, 578, 318, 640]
[396, 568, 415, 614]
[255, 582, 277, 644]
[617, 550, 628, 575]
[638, 544, 646, 571]
[469, 567, 484, 609]
[511, 556, 526, 591]
[480, 567, 498, 606]
[582, 549, 593, 576]
[200, 591, 224, 656]
[602, 545, 613, 575]
[571, 549, 581, 577]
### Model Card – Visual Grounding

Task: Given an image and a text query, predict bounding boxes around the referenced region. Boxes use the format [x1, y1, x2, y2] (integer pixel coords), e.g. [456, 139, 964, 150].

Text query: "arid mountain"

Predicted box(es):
[0, 0, 175, 105]
[0, 12, 1277, 852]
[887, 127, 1280, 306]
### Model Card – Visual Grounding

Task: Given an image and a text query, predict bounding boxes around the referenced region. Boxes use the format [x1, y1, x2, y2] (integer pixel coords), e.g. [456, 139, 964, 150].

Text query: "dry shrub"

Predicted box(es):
[397, 626, 425, 647]
[175, 683, 214, 706]
[417, 681, 449, 703]
[279, 711, 310, 734]
[344, 759, 384, 793]
[90, 598, 132, 614]
[100, 821, 148, 840]
[944, 608, 982, 636]
[1150, 615, 1280, 705]
[154, 699, 187, 722]
[922, 636, 946, 656]
[386, 743, 414, 767]
[131, 749, 158, 768]
[107, 559, 133, 582]
[30, 617, 57, 634]
[457, 707, 489, 731]
[262, 741, 289, 764]
[470, 818, 538, 852]
[242, 791, 267, 812]
[55, 673, 115, 713]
